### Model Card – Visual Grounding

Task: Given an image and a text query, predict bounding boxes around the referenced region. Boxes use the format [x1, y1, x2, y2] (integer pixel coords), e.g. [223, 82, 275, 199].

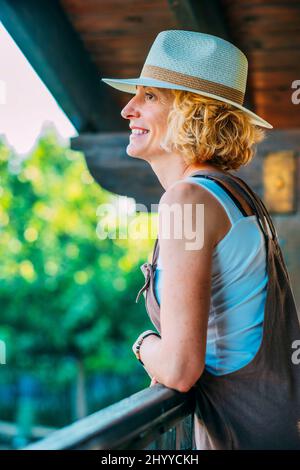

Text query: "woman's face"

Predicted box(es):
[121, 85, 174, 161]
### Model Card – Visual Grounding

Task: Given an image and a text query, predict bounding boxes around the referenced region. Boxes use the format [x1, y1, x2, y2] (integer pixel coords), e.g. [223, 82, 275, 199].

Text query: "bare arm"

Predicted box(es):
[139, 181, 220, 392]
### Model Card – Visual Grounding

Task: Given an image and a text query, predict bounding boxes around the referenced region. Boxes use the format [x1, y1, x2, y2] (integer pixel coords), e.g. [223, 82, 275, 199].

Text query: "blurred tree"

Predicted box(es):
[0, 127, 158, 427]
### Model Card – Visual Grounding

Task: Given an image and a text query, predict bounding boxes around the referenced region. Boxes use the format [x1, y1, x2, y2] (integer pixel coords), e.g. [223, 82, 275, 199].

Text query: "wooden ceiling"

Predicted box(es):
[221, 0, 300, 129]
[60, 0, 180, 119]
[60, 0, 300, 130]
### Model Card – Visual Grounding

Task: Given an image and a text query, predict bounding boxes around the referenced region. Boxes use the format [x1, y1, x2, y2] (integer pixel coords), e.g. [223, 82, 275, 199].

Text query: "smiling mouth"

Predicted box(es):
[130, 131, 150, 138]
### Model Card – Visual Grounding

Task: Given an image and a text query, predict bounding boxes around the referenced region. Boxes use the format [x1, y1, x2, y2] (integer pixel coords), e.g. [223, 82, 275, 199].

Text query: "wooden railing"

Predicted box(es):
[23, 384, 196, 450]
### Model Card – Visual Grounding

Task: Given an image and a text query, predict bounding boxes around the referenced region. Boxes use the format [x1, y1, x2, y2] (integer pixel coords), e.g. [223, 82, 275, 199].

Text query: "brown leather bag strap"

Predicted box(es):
[231, 174, 277, 241]
[219, 172, 292, 280]
[190, 170, 273, 243]
[232, 174, 293, 282]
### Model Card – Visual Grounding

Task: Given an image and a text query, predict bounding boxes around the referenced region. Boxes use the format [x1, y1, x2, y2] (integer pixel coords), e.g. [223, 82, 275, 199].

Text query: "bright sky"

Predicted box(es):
[0, 22, 77, 156]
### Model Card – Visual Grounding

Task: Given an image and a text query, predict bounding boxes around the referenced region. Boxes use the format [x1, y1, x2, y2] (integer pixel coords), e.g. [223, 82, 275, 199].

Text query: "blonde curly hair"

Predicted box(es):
[161, 89, 266, 171]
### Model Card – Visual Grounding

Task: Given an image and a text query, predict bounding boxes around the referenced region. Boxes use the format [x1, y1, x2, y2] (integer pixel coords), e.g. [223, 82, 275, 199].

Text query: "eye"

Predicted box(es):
[145, 92, 155, 100]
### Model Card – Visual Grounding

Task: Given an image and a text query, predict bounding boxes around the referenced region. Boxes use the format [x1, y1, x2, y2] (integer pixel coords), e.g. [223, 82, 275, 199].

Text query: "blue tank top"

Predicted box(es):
[154, 176, 269, 376]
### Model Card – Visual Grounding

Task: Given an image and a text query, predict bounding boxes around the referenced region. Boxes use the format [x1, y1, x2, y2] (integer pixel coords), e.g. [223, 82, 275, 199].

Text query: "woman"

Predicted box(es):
[101, 30, 300, 450]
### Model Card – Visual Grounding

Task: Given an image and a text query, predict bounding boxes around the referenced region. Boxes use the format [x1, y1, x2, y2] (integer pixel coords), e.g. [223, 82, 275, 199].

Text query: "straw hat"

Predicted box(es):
[101, 29, 272, 129]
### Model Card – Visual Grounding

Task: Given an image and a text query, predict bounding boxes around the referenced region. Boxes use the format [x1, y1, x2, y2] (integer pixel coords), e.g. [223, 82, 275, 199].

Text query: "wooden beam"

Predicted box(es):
[0, 0, 125, 132]
[71, 133, 164, 211]
[71, 130, 300, 211]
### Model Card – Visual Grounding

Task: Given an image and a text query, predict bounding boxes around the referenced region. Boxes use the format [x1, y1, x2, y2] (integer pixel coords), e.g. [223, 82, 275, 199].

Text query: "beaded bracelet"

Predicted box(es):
[133, 330, 161, 366]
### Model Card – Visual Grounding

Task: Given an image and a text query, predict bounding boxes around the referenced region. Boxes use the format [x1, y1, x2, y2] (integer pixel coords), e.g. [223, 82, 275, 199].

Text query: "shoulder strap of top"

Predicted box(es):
[189, 174, 249, 218]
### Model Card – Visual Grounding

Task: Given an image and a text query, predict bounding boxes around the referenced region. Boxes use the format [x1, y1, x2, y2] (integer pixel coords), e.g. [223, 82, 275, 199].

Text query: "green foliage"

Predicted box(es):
[0, 129, 157, 388]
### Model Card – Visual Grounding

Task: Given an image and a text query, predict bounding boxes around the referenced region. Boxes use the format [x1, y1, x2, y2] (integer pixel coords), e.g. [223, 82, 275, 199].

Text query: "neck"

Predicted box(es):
[149, 154, 225, 191]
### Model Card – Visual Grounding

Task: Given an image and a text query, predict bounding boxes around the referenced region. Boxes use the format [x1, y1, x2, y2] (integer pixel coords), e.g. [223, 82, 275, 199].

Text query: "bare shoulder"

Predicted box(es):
[160, 179, 223, 211]
[159, 180, 230, 249]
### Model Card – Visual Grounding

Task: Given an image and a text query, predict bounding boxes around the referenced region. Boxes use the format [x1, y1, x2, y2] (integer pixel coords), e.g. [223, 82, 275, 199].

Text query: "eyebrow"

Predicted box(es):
[140, 86, 159, 93]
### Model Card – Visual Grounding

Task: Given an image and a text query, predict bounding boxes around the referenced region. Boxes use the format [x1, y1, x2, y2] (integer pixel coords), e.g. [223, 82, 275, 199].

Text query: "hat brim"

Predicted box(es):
[101, 76, 273, 129]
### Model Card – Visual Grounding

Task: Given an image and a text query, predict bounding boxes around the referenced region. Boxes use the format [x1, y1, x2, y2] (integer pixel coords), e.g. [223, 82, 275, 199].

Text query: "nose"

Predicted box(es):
[121, 95, 140, 120]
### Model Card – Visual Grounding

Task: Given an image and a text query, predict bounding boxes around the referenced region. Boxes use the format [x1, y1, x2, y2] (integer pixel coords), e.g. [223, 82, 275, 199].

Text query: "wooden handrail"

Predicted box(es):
[23, 384, 196, 450]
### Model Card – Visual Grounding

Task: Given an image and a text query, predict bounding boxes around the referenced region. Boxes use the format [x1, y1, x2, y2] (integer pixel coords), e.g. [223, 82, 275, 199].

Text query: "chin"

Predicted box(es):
[126, 145, 148, 161]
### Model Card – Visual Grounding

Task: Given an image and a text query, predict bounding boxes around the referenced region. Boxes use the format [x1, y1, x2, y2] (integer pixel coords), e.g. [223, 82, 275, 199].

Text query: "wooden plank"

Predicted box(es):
[82, 32, 160, 52]
[0, 0, 125, 132]
[254, 90, 300, 110]
[249, 71, 300, 90]
[223, 3, 300, 19]
[254, 105, 300, 119]
[253, 112, 299, 130]
[220, 1, 300, 128]
[69, 11, 175, 33]
[62, 0, 166, 16]
[222, 0, 300, 5]
[252, 97, 300, 129]
[237, 31, 300, 51]
[228, 17, 300, 35]
[247, 50, 300, 71]
[243, 95, 298, 129]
